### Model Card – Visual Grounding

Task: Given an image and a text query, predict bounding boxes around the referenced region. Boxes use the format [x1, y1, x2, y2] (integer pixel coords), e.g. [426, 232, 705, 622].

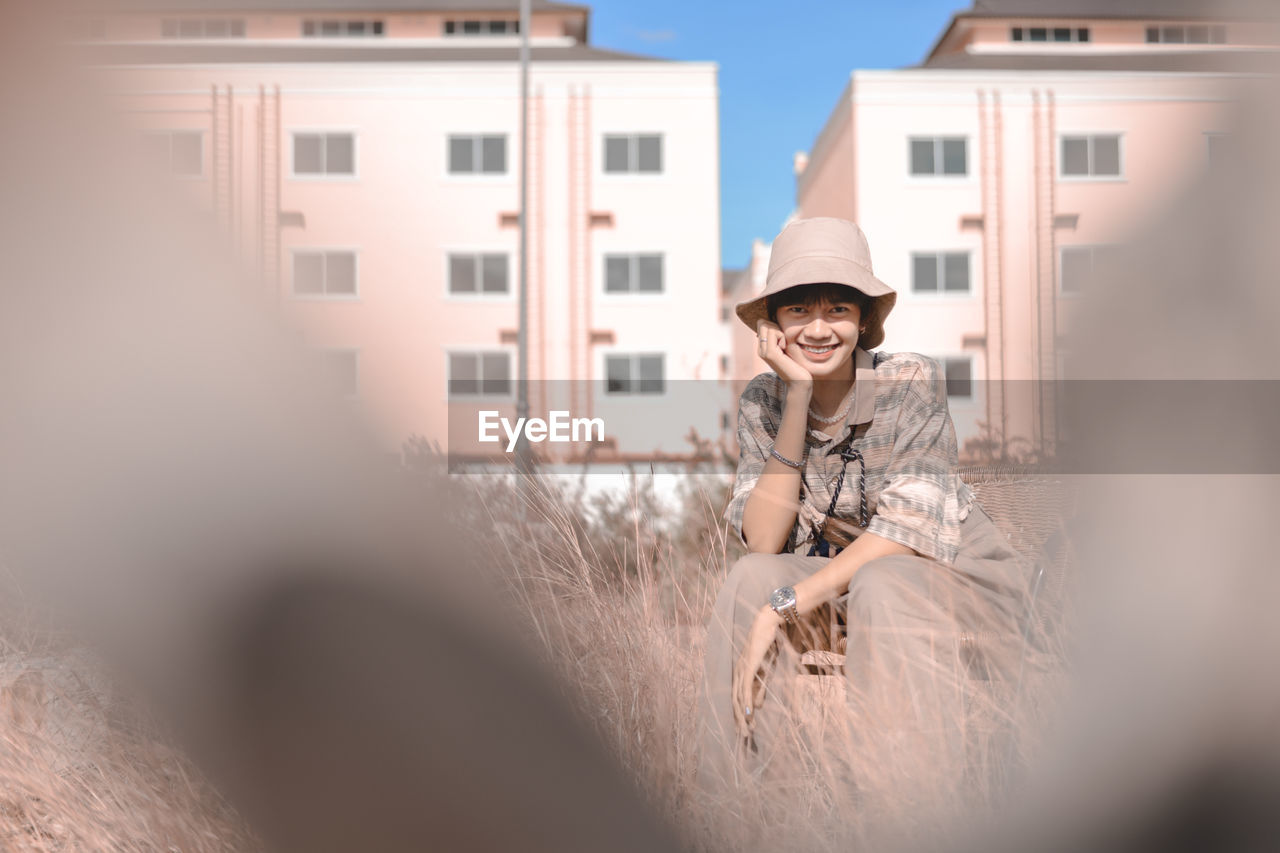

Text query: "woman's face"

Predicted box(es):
[774, 296, 862, 379]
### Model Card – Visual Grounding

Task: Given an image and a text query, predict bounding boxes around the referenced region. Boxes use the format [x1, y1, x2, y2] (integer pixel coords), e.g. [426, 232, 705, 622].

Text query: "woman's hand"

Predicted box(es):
[732, 606, 783, 740]
[756, 320, 812, 387]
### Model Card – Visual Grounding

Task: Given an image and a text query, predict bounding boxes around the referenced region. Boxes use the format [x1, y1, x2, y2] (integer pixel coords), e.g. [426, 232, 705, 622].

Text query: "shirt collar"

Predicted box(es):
[846, 346, 877, 426]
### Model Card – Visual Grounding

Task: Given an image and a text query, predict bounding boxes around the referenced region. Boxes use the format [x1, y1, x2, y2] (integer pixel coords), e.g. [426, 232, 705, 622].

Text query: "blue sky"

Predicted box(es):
[584, 0, 972, 268]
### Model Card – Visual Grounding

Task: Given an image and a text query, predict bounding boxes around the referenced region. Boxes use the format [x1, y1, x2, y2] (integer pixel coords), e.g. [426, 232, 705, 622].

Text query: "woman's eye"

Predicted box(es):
[830, 306, 849, 314]
[785, 306, 806, 314]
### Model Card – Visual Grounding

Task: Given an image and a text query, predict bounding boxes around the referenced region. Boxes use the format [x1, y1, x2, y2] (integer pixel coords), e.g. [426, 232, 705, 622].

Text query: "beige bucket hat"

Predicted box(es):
[735, 217, 897, 350]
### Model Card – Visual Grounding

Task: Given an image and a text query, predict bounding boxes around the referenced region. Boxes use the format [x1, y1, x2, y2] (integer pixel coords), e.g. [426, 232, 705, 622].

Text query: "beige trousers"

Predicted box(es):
[696, 505, 1030, 810]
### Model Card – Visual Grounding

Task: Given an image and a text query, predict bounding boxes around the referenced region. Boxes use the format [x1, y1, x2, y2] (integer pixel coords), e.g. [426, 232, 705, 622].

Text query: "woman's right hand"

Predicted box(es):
[756, 320, 812, 387]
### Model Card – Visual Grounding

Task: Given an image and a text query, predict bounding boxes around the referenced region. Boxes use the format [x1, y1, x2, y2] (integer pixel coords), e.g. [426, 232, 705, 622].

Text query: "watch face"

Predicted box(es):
[770, 586, 795, 609]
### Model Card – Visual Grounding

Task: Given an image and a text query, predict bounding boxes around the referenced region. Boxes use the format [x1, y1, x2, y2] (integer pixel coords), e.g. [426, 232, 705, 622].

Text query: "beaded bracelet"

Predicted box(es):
[769, 444, 804, 469]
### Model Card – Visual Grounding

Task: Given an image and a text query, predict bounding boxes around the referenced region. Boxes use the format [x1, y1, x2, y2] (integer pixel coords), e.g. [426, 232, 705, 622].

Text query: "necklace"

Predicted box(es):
[808, 384, 855, 424]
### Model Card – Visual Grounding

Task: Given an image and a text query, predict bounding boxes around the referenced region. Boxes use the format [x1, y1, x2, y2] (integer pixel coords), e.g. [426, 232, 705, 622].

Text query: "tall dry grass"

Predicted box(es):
[446, 465, 1070, 852]
[0, 461, 1066, 851]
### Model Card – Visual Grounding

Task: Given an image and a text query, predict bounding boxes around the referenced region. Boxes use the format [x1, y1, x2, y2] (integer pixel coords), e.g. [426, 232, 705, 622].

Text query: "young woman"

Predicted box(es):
[697, 218, 1028, 797]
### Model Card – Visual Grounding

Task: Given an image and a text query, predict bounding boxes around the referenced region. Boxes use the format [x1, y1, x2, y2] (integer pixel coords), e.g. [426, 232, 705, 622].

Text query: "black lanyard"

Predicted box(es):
[806, 433, 869, 558]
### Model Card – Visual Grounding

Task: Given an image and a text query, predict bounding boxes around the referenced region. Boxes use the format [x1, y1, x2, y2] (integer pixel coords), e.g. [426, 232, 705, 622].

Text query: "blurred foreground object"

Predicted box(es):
[0, 4, 680, 851]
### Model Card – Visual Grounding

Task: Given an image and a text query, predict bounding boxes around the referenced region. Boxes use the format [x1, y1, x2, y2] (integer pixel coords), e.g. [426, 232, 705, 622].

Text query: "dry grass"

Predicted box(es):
[459, 469, 1070, 852]
[0, 467, 1067, 851]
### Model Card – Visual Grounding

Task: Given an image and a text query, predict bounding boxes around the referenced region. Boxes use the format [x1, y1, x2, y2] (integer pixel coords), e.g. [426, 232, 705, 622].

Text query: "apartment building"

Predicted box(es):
[731, 0, 1273, 459]
[75, 1, 726, 462]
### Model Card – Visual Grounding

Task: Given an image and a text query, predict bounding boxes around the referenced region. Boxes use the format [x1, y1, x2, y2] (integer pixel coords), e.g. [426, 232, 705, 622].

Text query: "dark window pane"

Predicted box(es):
[1211, 25, 1226, 43]
[1060, 247, 1091, 294]
[481, 353, 510, 395]
[179, 19, 202, 37]
[326, 253, 357, 295]
[1146, 27, 1159, 43]
[294, 253, 324, 295]
[1163, 26, 1185, 43]
[913, 254, 938, 292]
[1061, 137, 1089, 175]
[449, 255, 476, 293]
[1011, 27, 1023, 41]
[230, 19, 245, 37]
[347, 21, 366, 36]
[945, 359, 972, 398]
[513, 20, 520, 33]
[481, 254, 508, 293]
[445, 21, 456, 34]
[942, 138, 966, 175]
[449, 136, 473, 173]
[910, 139, 935, 175]
[637, 254, 663, 292]
[325, 134, 354, 174]
[488, 20, 506, 33]
[605, 357, 630, 393]
[303, 20, 316, 36]
[1053, 27, 1071, 41]
[205, 20, 228, 38]
[171, 132, 202, 175]
[943, 253, 969, 292]
[1187, 25, 1209, 44]
[605, 256, 631, 292]
[637, 356, 664, 393]
[162, 19, 178, 37]
[604, 136, 630, 172]
[372, 21, 384, 35]
[320, 21, 342, 36]
[449, 354, 478, 396]
[1077, 28, 1090, 42]
[637, 135, 662, 172]
[463, 20, 482, 34]
[1092, 135, 1120, 175]
[294, 134, 323, 174]
[481, 136, 505, 173]
[1029, 27, 1047, 41]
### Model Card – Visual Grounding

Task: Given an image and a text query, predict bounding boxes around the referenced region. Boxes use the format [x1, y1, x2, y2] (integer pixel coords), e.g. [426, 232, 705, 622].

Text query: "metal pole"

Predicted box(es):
[515, 0, 532, 477]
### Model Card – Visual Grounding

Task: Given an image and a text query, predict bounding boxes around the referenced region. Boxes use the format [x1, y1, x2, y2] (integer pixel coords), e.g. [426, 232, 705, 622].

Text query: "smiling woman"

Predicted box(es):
[696, 218, 1032, 811]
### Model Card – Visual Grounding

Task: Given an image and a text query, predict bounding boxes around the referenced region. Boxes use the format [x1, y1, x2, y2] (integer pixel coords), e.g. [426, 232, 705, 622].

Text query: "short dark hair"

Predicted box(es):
[765, 283, 873, 324]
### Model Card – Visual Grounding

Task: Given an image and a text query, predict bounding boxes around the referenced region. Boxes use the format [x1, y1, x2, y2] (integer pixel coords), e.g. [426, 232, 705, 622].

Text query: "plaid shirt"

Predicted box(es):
[726, 347, 974, 563]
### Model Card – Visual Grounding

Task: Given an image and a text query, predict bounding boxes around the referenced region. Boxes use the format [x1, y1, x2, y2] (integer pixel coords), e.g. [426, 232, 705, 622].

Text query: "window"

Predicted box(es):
[604, 254, 663, 294]
[145, 130, 203, 177]
[603, 134, 663, 174]
[942, 357, 973, 400]
[302, 19, 385, 37]
[605, 354, 665, 395]
[448, 134, 507, 174]
[321, 349, 359, 398]
[160, 18, 246, 38]
[1147, 24, 1226, 44]
[448, 253, 509, 295]
[909, 137, 967, 176]
[1060, 134, 1121, 177]
[444, 19, 519, 35]
[1011, 26, 1088, 42]
[1059, 245, 1118, 295]
[292, 250, 358, 297]
[292, 132, 355, 176]
[911, 252, 970, 294]
[449, 352, 512, 397]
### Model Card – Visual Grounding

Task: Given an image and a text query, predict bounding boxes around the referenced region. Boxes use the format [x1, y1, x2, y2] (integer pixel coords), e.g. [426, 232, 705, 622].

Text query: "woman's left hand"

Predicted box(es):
[732, 606, 783, 740]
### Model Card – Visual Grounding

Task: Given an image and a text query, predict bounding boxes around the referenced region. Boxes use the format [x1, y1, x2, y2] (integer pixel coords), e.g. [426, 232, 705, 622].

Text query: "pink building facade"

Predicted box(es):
[727, 0, 1271, 460]
[79, 1, 727, 462]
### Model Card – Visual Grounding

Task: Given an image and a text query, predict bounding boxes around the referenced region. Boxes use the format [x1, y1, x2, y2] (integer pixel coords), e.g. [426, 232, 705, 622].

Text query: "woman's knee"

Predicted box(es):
[847, 554, 930, 617]
[723, 552, 795, 605]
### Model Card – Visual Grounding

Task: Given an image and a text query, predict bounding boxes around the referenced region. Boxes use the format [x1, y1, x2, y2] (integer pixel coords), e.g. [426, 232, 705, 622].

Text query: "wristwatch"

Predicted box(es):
[769, 586, 799, 625]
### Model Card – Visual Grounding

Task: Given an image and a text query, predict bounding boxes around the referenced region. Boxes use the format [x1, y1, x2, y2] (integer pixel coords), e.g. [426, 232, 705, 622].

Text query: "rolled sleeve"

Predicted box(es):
[865, 358, 964, 563]
[724, 378, 777, 548]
